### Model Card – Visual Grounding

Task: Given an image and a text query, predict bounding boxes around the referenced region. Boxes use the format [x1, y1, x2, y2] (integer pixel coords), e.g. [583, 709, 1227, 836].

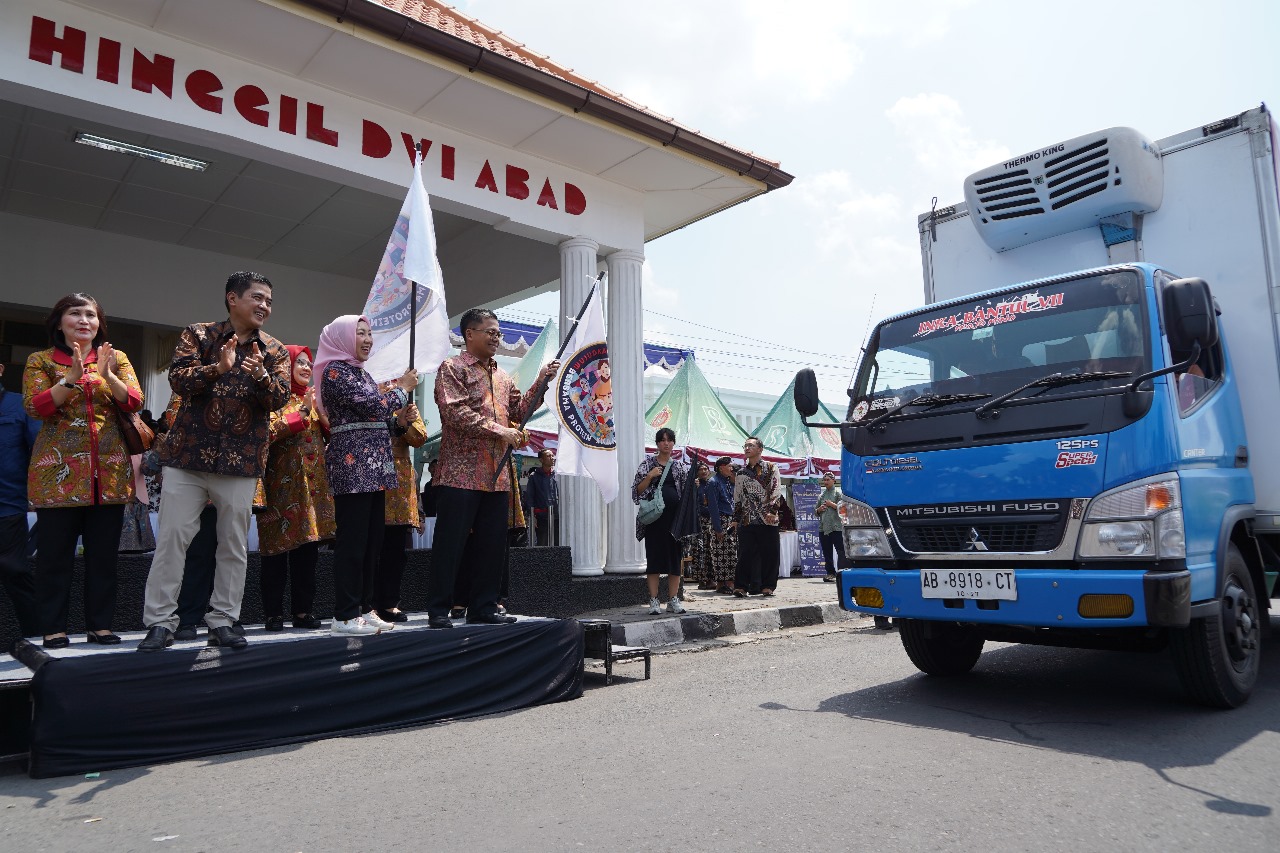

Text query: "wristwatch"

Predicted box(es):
[57, 377, 78, 391]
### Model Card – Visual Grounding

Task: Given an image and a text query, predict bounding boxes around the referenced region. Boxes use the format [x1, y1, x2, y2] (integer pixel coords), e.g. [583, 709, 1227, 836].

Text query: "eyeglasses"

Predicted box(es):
[467, 328, 502, 339]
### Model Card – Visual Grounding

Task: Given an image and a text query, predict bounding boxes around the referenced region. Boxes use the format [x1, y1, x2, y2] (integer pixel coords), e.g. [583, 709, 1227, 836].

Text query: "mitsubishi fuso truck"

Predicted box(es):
[794, 105, 1280, 707]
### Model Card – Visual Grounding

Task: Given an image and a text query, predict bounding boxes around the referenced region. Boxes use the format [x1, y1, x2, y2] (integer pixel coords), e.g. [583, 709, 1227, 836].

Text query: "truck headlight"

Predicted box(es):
[841, 497, 892, 558]
[1078, 476, 1185, 559]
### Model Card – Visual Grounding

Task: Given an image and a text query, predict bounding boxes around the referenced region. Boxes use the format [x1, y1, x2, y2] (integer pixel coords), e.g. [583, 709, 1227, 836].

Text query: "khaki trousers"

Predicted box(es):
[143, 467, 256, 630]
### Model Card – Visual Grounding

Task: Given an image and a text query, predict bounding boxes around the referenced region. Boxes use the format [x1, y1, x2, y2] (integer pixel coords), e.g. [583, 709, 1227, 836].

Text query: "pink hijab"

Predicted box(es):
[312, 314, 367, 417]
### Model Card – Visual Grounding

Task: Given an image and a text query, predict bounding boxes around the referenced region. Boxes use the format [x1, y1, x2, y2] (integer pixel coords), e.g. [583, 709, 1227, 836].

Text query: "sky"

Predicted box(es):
[458, 0, 1279, 405]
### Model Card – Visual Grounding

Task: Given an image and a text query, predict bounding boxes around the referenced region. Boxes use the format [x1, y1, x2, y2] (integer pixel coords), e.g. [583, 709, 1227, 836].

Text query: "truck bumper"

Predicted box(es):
[838, 567, 1191, 629]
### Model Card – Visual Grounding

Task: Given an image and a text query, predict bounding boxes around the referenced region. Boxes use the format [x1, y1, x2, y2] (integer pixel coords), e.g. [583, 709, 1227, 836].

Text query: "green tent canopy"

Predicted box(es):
[642, 356, 750, 457]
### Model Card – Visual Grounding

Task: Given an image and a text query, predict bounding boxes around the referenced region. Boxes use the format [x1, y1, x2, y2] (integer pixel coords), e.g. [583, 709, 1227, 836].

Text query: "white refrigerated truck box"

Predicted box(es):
[916, 105, 1280, 529]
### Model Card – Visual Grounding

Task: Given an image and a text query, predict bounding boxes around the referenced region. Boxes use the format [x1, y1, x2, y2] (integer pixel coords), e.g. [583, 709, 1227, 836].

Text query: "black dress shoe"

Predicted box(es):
[173, 625, 199, 641]
[86, 632, 122, 645]
[230, 621, 246, 637]
[43, 635, 70, 649]
[376, 609, 409, 623]
[264, 616, 285, 632]
[466, 613, 518, 625]
[208, 626, 248, 649]
[427, 616, 455, 629]
[292, 615, 324, 629]
[137, 626, 174, 652]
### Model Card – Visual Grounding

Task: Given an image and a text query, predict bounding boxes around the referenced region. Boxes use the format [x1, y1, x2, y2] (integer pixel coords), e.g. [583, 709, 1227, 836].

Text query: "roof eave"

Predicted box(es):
[288, 0, 794, 191]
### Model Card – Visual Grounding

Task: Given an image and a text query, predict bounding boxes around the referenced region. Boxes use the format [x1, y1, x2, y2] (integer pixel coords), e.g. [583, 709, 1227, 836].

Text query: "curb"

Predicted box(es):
[610, 602, 856, 649]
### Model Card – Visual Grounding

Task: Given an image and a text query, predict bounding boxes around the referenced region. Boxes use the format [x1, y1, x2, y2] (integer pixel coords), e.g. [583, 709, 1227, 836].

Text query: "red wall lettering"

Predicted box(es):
[505, 165, 530, 200]
[476, 161, 499, 193]
[96, 38, 120, 84]
[363, 121, 393, 158]
[185, 69, 223, 113]
[131, 49, 174, 98]
[565, 183, 586, 216]
[29, 16, 85, 73]
[234, 85, 270, 127]
[400, 133, 432, 165]
[536, 179, 558, 210]
[279, 95, 298, 135]
[441, 145, 456, 181]
[305, 102, 338, 147]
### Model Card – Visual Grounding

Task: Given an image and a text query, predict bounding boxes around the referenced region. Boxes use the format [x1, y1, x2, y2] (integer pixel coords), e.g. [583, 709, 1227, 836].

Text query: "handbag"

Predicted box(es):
[637, 462, 671, 526]
[114, 401, 155, 455]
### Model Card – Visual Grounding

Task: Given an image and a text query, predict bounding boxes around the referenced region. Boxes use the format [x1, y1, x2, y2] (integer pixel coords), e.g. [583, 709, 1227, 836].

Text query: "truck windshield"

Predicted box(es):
[856, 270, 1149, 409]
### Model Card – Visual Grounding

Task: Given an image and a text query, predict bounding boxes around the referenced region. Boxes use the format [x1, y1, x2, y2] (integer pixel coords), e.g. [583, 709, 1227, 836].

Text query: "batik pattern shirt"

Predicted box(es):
[257, 393, 337, 556]
[322, 362, 406, 495]
[161, 320, 290, 478]
[733, 459, 782, 527]
[434, 352, 543, 493]
[379, 380, 427, 527]
[24, 346, 143, 508]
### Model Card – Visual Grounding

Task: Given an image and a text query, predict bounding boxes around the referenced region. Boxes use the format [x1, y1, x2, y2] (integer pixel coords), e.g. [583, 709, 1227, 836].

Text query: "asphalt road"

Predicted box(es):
[2, 620, 1278, 852]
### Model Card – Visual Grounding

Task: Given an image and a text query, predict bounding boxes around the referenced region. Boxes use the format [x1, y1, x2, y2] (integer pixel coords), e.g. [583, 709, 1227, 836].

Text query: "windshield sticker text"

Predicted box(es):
[913, 291, 1065, 338]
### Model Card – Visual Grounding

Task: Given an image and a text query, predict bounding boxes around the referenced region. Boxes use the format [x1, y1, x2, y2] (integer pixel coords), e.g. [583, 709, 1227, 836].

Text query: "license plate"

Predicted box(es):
[920, 568, 1017, 600]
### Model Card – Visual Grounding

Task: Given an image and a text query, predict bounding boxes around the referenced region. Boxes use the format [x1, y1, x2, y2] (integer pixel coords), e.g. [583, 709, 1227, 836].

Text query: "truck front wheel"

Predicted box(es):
[1170, 544, 1261, 709]
[899, 619, 984, 676]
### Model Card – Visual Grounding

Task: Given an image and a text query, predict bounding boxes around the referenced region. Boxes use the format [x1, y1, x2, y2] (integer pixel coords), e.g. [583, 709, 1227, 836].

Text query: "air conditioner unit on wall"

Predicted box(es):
[964, 127, 1163, 252]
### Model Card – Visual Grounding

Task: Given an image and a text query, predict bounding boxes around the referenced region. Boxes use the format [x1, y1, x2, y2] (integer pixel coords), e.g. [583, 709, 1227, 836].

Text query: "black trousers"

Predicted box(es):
[0, 513, 38, 637]
[532, 511, 554, 546]
[820, 530, 844, 575]
[429, 487, 506, 620]
[734, 524, 780, 595]
[35, 504, 125, 634]
[175, 505, 218, 628]
[374, 525, 410, 611]
[260, 540, 319, 618]
[332, 491, 385, 621]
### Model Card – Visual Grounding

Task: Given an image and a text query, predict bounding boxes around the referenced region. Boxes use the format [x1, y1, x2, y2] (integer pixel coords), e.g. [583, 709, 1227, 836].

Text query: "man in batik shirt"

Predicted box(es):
[427, 308, 557, 628]
[732, 436, 784, 597]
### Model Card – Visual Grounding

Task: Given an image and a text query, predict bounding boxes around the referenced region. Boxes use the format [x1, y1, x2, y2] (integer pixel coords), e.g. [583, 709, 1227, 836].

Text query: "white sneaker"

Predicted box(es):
[667, 597, 686, 614]
[362, 610, 394, 631]
[648, 597, 662, 615]
[331, 617, 378, 636]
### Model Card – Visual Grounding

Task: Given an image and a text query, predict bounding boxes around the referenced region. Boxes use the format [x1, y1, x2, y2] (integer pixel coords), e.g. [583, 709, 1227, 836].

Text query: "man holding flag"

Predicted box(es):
[428, 309, 559, 628]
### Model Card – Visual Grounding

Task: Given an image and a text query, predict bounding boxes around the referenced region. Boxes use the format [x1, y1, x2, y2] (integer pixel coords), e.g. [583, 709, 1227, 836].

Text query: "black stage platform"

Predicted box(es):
[9, 616, 583, 778]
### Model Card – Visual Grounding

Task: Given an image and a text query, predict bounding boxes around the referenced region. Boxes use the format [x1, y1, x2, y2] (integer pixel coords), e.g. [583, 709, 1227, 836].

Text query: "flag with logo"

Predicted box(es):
[553, 285, 618, 502]
[362, 151, 451, 382]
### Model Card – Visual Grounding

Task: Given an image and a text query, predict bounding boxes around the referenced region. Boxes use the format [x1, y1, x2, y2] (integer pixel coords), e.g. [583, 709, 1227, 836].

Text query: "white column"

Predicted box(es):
[558, 236, 606, 576]
[604, 249, 647, 574]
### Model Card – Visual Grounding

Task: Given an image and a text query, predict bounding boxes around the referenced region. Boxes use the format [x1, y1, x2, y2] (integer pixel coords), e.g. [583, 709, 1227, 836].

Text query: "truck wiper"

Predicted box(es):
[865, 392, 990, 432]
[974, 370, 1133, 419]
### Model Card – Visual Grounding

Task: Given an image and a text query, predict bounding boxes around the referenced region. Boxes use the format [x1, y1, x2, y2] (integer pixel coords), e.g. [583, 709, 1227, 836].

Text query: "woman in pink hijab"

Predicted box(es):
[314, 315, 418, 636]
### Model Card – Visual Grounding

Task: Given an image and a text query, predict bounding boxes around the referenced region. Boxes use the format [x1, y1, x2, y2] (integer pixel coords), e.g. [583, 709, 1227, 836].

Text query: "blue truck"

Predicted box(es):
[795, 106, 1280, 707]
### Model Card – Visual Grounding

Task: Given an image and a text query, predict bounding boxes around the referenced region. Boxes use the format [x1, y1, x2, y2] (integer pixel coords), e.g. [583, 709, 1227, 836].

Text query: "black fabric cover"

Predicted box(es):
[27, 618, 583, 778]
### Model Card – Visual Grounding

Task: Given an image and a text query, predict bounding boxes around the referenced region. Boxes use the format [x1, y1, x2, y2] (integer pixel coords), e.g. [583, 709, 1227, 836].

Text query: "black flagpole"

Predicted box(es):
[408, 142, 424, 373]
[490, 270, 606, 487]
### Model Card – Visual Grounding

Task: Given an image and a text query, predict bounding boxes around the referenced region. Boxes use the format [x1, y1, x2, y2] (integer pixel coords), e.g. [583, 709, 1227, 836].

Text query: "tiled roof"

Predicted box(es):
[370, 0, 777, 167]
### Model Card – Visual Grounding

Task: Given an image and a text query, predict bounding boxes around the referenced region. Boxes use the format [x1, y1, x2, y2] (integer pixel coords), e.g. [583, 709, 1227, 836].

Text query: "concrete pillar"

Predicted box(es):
[604, 249, 647, 574]
[557, 236, 606, 576]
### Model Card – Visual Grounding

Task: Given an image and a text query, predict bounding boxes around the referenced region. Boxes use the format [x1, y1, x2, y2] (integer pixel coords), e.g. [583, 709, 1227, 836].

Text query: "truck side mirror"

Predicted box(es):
[794, 369, 820, 419]
[1163, 277, 1218, 352]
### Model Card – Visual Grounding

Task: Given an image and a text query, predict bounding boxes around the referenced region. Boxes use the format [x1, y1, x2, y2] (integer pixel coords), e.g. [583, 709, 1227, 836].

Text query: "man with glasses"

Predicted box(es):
[428, 309, 558, 628]
[732, 437, 783, 597]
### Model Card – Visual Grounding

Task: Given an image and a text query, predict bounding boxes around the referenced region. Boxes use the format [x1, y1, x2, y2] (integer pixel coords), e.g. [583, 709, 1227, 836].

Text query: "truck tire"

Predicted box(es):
[899, 619, 984, 676]
[1170, 544, 1261, 709]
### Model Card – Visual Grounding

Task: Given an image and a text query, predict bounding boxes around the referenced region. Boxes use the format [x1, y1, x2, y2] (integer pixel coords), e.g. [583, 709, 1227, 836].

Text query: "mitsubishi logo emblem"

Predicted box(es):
[966, 528, 989, 552]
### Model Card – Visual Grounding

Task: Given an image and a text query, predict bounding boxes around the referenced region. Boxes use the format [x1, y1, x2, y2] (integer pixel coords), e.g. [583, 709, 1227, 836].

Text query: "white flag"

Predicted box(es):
[362, 153, 451, 382]
[553, 285, 617, 502]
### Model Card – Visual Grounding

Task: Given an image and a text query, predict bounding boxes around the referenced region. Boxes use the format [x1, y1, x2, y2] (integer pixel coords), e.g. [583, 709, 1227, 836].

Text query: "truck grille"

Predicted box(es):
[887, 500, 1070, 554]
